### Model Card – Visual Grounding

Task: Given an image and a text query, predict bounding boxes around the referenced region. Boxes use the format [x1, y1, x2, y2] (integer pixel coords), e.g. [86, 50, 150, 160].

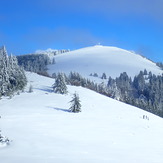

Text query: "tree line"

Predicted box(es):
[16, 54, 53, 75]
[52, 71, 163, 117]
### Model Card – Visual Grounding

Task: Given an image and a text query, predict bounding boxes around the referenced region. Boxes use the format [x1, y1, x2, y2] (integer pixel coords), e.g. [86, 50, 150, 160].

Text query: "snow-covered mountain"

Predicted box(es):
[1, 72, 163, 163]
[47, 45, 162, 78]
[1, 45, 163, 162]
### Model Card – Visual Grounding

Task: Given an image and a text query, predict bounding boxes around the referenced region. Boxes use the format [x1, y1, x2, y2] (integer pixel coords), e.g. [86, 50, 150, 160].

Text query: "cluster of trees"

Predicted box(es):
[17, 54, 53, 74]
[0, 46, 27, 97]
[53, 73, 81, 113]
[113, 71, 163, 116]
[52, 71, 163, 117]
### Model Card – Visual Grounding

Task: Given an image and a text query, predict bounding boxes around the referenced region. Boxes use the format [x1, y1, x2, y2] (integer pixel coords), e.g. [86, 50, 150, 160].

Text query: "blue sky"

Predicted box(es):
[0, 0, 163, 62]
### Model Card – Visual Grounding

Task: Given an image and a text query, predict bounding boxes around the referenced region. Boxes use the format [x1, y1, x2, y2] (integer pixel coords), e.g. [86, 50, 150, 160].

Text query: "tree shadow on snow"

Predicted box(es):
[47, 106, 70, 113]
[35, 86, 53, 93]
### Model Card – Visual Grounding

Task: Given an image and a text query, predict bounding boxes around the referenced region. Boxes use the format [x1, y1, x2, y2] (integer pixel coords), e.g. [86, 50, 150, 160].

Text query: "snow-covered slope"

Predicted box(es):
[47, 45, 162, 78]
[0, 72, 163, 163]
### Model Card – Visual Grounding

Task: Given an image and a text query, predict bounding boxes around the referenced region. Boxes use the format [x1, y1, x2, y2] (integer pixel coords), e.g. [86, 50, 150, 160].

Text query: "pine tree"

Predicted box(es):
[69, 93, 81, 113]
[101, 73, 107, 79]
[0, 46, 10, 95]
[0, 46, 27, 97]
[53, 73, 68, 94]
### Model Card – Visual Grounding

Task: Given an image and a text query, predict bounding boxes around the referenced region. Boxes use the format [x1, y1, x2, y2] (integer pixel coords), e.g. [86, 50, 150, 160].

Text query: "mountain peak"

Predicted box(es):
[48, 45, 162, 79]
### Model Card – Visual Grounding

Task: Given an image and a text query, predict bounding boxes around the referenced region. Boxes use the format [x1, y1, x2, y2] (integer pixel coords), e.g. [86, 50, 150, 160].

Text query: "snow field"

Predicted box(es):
[0, 72, 163, 163]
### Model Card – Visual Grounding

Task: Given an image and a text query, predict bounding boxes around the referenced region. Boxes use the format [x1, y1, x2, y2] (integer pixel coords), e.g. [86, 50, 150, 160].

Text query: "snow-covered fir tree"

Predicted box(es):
[53, 73, 68, 94]
[69, 93, 81, 113]
[0, 46, 27, 97]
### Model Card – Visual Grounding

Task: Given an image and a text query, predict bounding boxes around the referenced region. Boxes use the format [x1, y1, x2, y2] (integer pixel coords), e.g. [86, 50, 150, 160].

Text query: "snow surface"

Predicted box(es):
[0, 72, 163, 163]
[47, 45, 162, 79]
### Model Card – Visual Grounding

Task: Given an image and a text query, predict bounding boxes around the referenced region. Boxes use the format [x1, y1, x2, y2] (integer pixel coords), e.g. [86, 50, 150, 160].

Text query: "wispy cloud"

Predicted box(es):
[24, 27, 105, 49]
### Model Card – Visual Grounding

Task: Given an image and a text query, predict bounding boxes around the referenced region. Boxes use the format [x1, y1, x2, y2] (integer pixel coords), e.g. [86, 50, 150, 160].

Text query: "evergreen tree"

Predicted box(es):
[0, 46, 27, 97]
[133, 71, 145, 94]
[69, 93, 81, 113]
[101, 73, 107, 79]
[53, 73, 68, 94]
[143, 69, 148, 75]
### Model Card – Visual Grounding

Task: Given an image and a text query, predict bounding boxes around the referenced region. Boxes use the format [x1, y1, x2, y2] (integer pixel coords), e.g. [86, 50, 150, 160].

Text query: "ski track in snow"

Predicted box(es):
[0, 72, 163, 163]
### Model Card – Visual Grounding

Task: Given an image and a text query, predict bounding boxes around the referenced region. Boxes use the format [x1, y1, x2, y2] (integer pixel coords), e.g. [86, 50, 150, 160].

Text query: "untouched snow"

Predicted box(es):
[0, 72, 163, 163]
[47, 45, 162, 79]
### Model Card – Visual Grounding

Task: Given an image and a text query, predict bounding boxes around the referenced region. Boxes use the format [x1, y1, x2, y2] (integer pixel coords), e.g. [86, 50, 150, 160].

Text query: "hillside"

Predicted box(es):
[47, 45, 162, 79]
[0, 72, 163, 163]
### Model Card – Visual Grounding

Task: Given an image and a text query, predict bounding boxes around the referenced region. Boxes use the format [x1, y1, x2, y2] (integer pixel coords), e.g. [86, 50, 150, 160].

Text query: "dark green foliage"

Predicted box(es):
[17, 54, 52, 73]
[69, 72, 87, 87]
[65, 72, 111, 96]
[61, 71, 163, 118]
[69, 93, 81, 113]
[143, 69, 148, 75]
[114, 71, 163, 117]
